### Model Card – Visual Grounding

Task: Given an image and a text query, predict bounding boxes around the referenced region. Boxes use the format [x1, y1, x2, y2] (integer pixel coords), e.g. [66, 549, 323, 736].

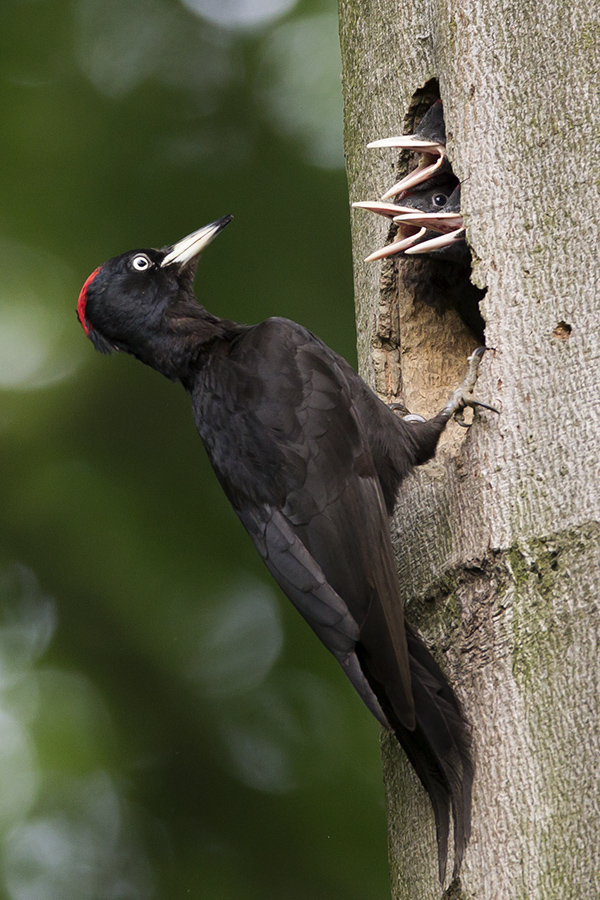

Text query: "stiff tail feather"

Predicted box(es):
[392, 623, 474, 883]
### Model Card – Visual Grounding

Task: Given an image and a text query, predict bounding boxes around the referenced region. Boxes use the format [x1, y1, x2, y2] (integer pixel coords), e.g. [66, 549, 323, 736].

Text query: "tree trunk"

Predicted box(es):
[338, 1, 600, 898]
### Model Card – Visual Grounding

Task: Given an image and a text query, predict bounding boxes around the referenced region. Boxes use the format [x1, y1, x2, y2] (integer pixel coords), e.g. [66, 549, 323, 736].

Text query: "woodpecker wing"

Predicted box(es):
[191, 317, 415, 730]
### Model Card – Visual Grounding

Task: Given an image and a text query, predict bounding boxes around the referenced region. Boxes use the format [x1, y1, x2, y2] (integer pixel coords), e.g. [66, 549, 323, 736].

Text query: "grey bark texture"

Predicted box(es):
[337, 1, 600, 898]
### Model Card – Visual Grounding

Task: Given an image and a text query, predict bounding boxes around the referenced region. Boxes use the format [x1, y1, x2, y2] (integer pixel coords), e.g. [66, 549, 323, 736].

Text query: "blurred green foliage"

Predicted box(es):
[0, 0, 390, 897]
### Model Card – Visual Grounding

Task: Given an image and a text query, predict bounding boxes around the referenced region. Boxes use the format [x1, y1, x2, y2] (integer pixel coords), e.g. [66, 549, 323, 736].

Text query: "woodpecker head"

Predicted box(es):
[392, 182, 465, 258]
[77, 215, 232, 356]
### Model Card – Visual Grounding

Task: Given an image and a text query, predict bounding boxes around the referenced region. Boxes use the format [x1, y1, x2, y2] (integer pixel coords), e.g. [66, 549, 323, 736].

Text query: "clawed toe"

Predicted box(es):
[388, 401, 427, 423]
[443, 348, 500, 424]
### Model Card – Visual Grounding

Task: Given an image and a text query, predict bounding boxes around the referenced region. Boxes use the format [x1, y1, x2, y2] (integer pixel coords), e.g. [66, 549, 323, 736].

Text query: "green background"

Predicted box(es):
[0, 0, 390, 897]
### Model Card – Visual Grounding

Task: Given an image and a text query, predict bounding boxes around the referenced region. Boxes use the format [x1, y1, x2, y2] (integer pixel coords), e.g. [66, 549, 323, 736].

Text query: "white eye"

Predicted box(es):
[131, 254, 152, 271]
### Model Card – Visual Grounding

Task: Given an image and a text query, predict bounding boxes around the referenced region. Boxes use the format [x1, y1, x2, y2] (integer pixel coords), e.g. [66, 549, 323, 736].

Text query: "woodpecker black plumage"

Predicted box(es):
[77, 216, 483, 881]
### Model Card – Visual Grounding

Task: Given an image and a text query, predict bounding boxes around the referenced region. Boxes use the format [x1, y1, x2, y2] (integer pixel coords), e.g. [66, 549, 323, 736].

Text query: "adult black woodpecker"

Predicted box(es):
[77, 216, 490, 881]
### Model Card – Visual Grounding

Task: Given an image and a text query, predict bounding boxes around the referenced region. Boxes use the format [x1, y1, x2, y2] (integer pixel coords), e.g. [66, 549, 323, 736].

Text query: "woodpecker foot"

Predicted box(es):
[443, 348, 499, 426]
[388, 401, 427, 423]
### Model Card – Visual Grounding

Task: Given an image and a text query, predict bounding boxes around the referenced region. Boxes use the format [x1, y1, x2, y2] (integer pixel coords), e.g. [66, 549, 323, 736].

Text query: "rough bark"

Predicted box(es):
[338, 1, 600, 898]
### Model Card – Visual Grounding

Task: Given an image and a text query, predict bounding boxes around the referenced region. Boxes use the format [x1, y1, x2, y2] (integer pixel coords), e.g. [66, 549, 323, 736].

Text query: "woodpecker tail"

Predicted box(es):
[393, 622, 474, 883]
